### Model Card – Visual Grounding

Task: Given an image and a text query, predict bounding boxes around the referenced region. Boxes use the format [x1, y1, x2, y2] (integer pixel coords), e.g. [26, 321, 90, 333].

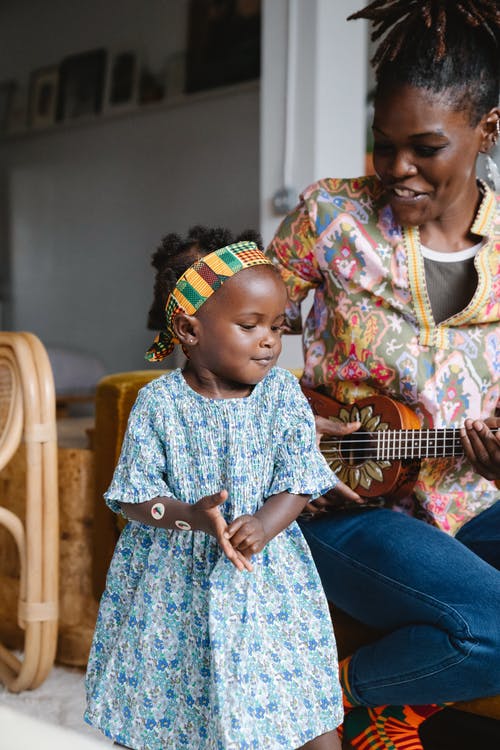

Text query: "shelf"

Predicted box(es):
[0, 79, 260, 144]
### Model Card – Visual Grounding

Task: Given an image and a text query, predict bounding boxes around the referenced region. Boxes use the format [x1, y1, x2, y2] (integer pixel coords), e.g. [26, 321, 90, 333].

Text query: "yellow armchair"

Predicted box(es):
[92, 370, 170, 598]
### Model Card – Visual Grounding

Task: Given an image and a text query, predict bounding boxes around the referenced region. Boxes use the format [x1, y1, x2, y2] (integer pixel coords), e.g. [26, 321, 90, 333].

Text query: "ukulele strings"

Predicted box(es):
[320, 427, 500, 446]
[319, 428, 499, 457]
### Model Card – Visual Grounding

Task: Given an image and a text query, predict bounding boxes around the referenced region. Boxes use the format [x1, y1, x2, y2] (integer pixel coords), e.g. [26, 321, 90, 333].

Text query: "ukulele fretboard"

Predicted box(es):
[375, 428, 464, 461]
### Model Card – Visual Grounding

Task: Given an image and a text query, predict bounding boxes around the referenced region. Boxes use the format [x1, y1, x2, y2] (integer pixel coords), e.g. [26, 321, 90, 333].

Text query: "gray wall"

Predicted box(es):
[0, 0, 260, 373]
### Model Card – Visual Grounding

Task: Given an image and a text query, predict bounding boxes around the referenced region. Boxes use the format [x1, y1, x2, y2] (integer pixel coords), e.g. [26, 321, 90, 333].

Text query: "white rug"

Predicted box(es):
[0, 663, 111, 749]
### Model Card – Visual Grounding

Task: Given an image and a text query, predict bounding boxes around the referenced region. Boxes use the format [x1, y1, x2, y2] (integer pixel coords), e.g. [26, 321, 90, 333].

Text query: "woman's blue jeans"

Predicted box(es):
[298, 501, 500, 706]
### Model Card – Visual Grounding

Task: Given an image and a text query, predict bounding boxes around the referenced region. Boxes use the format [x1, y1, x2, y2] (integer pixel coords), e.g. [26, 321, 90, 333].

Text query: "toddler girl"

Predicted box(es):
[85, 227, 343, 749]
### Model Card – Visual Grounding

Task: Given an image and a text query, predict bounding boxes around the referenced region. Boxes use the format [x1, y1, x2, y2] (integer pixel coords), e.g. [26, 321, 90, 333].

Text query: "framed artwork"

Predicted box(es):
[5, 85, 28, 135]
[138, 68, 165, 105]
[28, 66, 59, 130]
[185, 0, 261, 94]
[56, 48, 107, 122]
[103, 50, 139, 114]
[0, 80, 16, 135]
[165, 52, 186, 100]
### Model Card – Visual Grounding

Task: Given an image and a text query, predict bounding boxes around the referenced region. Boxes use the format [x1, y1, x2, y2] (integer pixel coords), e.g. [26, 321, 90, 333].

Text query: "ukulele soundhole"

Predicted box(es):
[302, 387, 441, 499]
[339, 430, 376, 466]
[321, 430, 391, 491]
[319, 403, 392, 492]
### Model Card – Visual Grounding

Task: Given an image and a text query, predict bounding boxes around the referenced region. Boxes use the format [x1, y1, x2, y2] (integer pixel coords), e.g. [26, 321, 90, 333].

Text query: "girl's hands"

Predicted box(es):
[461, 418, 500, 481]
[192, 490, 253, 572]
[224, 515, 268, 558]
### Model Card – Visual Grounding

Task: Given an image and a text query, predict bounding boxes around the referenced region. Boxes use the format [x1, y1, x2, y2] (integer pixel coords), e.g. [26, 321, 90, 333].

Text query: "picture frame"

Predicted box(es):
[5, 85, 28, 136]
[185, 0, 261, 94]
[102, 50, 139, 115]
[138, 68, 165, 106]
[56, 48, 107, 122]
[0, 80, 16, 135]
[28, 66, 59, 130]
[165, 52, 186, 100]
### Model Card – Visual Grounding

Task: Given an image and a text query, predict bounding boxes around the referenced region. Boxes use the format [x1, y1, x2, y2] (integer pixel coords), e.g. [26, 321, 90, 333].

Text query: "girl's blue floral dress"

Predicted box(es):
[85, 367, 343, 750]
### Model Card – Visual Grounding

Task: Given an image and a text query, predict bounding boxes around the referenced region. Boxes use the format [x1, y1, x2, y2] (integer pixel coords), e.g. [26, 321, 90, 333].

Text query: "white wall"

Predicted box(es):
[0, 0, 260, 373]
[260, 0, 368, 368]
[260, 0, 368, 244]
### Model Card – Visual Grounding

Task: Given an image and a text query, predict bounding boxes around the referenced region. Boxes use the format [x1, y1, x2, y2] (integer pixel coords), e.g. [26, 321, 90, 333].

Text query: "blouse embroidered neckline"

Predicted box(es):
[403, 181, 496, 347]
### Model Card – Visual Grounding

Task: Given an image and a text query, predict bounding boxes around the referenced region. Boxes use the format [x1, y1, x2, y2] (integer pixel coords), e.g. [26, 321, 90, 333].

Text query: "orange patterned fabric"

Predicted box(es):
[341, 704, 442, 749]
[339, 655, 443, 748]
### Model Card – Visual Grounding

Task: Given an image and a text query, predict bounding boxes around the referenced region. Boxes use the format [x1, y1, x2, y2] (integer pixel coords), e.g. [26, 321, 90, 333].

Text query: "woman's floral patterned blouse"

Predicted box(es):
[266, 176, 500, 534]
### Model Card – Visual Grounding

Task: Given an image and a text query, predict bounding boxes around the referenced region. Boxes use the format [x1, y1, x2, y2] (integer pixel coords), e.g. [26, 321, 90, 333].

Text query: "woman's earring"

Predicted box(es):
[485, 152, 500, 192]
[484, 119, 500, 192]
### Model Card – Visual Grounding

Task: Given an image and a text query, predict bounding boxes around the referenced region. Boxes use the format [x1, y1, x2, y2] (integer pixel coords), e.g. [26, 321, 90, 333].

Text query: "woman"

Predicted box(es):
[266, 2, 500, 748]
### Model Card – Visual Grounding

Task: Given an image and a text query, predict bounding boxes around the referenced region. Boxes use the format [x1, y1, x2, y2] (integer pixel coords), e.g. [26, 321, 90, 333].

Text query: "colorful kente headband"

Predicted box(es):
[145, 240, 273, 362]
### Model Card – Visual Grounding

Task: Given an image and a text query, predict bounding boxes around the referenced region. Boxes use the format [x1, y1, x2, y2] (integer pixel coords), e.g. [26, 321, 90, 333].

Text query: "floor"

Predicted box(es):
[0, 662, 111, 749]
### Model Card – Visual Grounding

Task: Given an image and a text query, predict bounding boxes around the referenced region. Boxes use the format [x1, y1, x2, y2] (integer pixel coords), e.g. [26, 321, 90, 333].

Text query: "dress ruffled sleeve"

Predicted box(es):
[104, 385, 174, 514]
[266, 373, 338, 500]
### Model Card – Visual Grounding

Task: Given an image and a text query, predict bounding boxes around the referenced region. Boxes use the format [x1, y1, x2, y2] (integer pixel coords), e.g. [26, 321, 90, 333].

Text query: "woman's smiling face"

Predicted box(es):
[372, 84, 489, 229]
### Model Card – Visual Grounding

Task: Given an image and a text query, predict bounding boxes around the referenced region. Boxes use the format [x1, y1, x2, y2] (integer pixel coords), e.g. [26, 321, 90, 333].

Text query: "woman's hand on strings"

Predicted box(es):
[314, 415, 361, 448]
[461, 417, 500, 481]
[194, 490, 253, 572]
[306, 415, 364, 514]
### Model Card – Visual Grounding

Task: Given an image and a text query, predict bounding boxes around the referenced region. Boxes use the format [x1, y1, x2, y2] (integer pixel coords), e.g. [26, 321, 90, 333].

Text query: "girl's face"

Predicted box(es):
[372, 84, 491, 231]
[184, 266, 287, 396]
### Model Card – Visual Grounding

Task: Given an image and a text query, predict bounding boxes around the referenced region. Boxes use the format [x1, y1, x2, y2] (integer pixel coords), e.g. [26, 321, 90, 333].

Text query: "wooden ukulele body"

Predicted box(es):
[302, 387, 422, 499]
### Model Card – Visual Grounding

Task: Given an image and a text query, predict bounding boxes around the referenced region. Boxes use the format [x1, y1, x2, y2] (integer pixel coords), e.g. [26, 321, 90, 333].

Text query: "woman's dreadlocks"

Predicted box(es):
[348, 0, 500, 124]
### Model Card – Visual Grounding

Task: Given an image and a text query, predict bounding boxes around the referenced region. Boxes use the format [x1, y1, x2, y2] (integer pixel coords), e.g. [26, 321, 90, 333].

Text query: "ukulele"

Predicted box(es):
[302, 387, 466, 500]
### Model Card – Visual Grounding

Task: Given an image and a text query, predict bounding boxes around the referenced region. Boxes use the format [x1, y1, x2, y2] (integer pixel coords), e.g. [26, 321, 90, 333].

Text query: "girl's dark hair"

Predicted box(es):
[348, 1, 500, 124]
[147, 225, 263, 330]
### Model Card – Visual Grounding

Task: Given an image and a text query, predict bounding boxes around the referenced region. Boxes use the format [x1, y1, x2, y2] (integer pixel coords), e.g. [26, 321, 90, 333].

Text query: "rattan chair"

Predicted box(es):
[0, 332, 59, 692]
